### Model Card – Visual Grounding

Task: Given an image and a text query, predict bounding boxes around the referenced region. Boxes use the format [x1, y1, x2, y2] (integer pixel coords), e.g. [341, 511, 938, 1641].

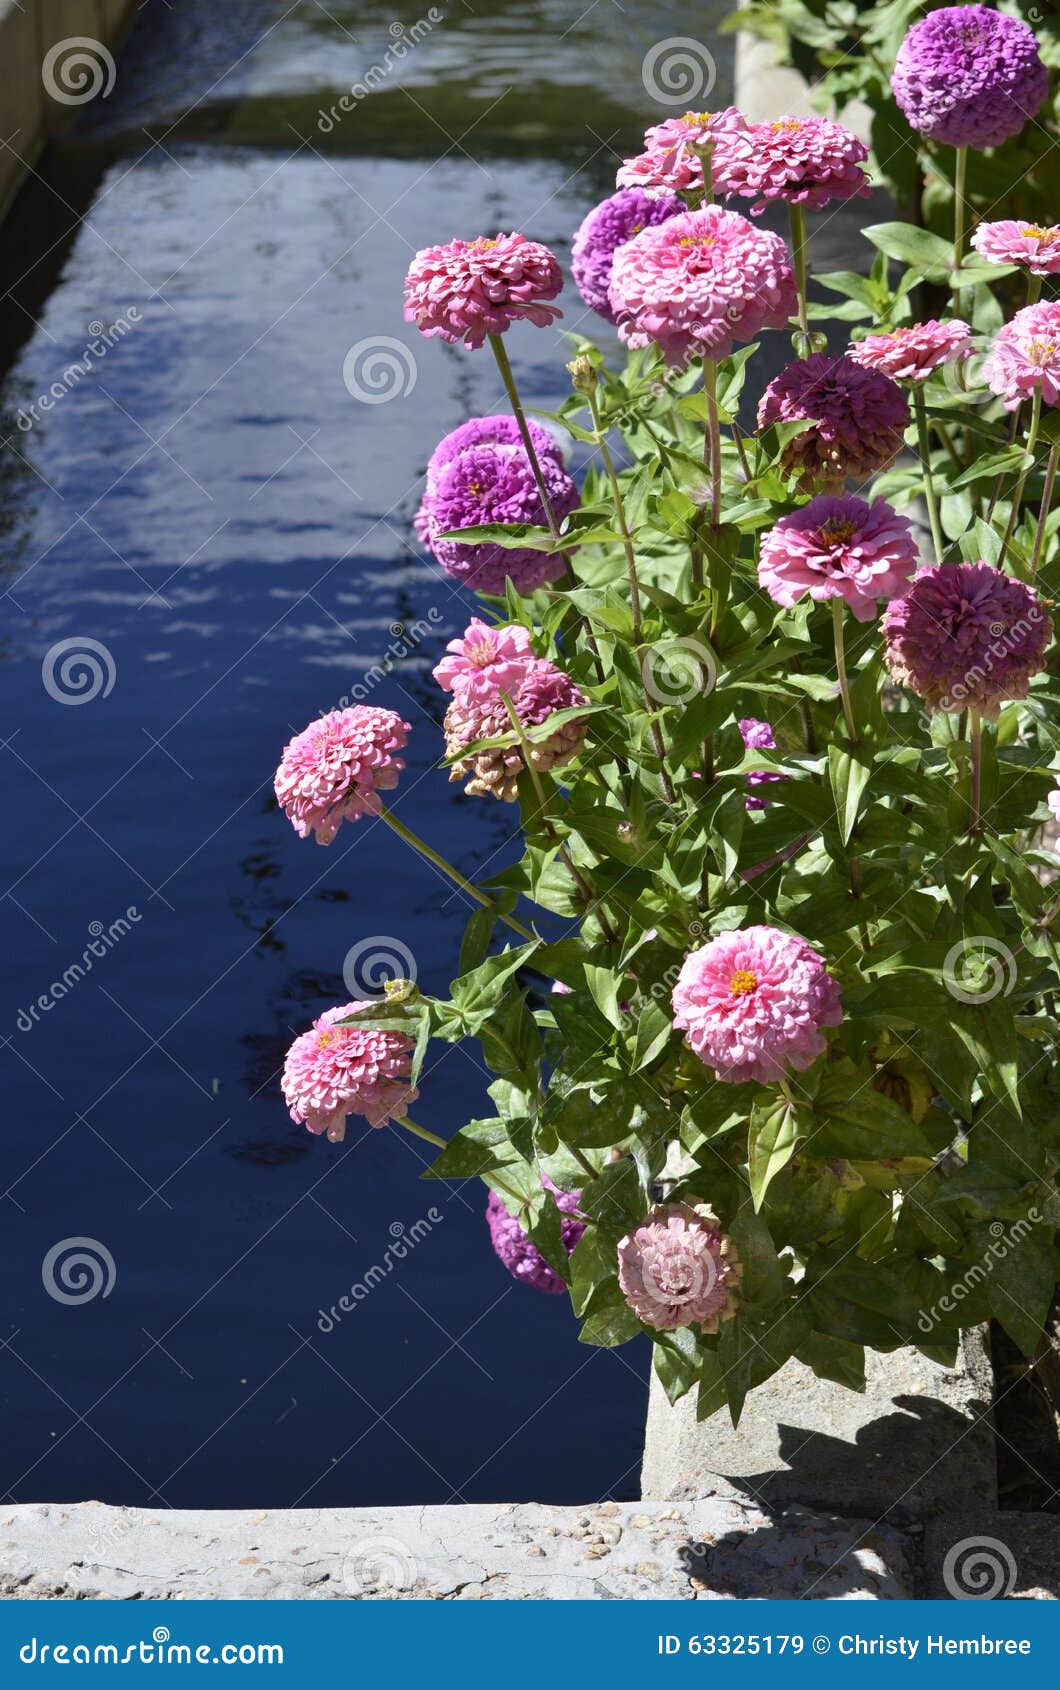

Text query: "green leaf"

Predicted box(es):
[422, 1118, 517, 1181]
[748, 1094, 806, 1211]
[795, 1332, 866, 1392]
[827, 742, 871, 845]
[863, 221, 953, 280]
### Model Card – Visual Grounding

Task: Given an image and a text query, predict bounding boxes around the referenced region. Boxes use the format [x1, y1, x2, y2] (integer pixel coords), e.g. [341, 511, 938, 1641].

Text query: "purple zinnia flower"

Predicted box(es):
[739, 718, 787, 811]
[416, 416, 564, 543]
[571, 188, 682, 323]
[882, 562, 1052, 718]
[419, 442, 579, 595]
[891, 5, 1048, 150]
[486, 1177, 585, 1295]
[757, 354, 909, 492]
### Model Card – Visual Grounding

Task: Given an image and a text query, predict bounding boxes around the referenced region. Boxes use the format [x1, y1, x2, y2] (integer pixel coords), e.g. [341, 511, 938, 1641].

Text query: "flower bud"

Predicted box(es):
[567, 355, 598, 394]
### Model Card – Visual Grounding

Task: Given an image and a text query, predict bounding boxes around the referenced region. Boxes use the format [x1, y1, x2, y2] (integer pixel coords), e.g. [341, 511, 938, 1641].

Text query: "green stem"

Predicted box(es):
[586, 386, 675, 806]
[788, 204, 811, 351]
[704, 358, 722, 530]
[379, 807, 535, 941]
[968, 707, 982, 835]
[1027, 272, 1043, 309]
[952, 145, 967, 313]
[832, 600, 858, 746]
[565, 1142, 599, 1183]
[999, 387, 1043, 566]
[397, 1116, 448, 1149]
[489, 333, 562, 541]
[1030, 442, 1058, 580]
[914, 385, 945, 566]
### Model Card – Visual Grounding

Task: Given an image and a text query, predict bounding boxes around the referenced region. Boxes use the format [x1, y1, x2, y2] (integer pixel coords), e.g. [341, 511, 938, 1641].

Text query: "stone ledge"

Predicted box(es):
[0, 1499, 913, 1601]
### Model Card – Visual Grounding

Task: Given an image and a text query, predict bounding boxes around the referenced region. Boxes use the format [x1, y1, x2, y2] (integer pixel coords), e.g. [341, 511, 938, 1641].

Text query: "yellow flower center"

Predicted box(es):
[1027, 338, 1057, 365]
[317, 1029, 348, 1049]
[771, 119, 802, 133]
[677, 235, 715, 248]
[1022, 225, 1057, 244]
[820, 518, 857, 544]
[471, 237, 498, 251]
[682, 111, 712, 125]
[729, 969, 758, 997]
[467, 480, 484, 495]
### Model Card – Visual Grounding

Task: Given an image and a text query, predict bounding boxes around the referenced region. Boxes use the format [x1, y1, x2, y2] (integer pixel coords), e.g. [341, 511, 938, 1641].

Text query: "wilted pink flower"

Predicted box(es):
[672, 924, 842, 1085]
[739, 717, 786, 810]
[984, 302, 1060, 411]
[882, 562, 1052, 718]
[433, 618, 534, 703]
[617, 1202, 741, 1333]
[282, 1003, 417, 1141]
[757, 354, 909, 491]
[717, 116, 870, 214]
[403, 233, 563, 350]
[486, 1178, 585, 1295]
[275, 707, 409, 845]
[973, 220, 1060, 277]
[608, 204, 797, 365]
[848, 319, 971, 382]
[616, 109, 749, 198]
[445, 657, 587, 801]
[758, 494, 919, 622]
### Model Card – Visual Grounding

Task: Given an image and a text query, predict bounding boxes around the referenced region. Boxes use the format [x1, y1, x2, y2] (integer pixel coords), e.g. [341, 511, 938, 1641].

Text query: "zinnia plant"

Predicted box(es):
[275, 8, 1060, 1425]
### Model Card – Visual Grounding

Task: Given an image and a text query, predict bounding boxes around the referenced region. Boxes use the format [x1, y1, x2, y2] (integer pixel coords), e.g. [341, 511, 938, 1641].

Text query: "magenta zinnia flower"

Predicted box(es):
[616, 109, 749, 198]
[672, 924, 842, 1085]
[486, 1178, 585, 1295]
[275, 706, 409, 845]
[418, 441, 578, 595]
[571, 187, 682, 322]
[984, 302, 1060, 411]
[848, 320, 971, 383]
[282, 1003, 417, 1140]
[757, 354, 909, 491]
[403, 233, 563, 350]
[882, 562, 1052, 718]
[717, 116, 870, 215]
[608, 204, 797, 366]
[421, 415, 563, 499]
[445, 657, 588, 801]
[739, 717, 786, 811]
[617, 1202, 741, 1333]
[759, 494, 919, 622]
[433, 617, 534, 703]
[891, 5, 1048, 149]
[973, 220, 1060, 277]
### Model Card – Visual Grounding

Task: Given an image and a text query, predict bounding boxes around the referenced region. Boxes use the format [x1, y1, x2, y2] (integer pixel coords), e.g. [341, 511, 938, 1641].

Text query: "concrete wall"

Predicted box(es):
[0, 0, 139, 219]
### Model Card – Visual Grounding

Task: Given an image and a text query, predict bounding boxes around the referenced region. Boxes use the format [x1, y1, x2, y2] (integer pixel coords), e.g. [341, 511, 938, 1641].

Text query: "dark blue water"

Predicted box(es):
[0, 0, 728, 1508]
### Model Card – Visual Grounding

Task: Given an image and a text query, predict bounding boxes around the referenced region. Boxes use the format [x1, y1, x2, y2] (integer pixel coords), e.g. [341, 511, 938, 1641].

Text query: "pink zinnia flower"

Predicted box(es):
[739, 717, 787, 810]
[1048, 786, 1060, 824]
[617, 1202, 741, 1333]
[282, 1003, 417, 1141]
[672, 924, 842, 1085]
[758, 495, 919, 622]
[848, 320, 970, 383]
[973, 220, 1060, 277]
[882, 562, 1052, 718]
[433, 618, 534, 703]
[445, 657, 587, 801]
[757, 354, 909, 491]
[984, 302, 1060, 411]
[607, 204, 797, 366]
[486, 1178, 585, 1295]
[403, 233, 563, 350]
[616, 109, 749, 198]
[717, 116, 870, 215]
[275, 706, 409, 845]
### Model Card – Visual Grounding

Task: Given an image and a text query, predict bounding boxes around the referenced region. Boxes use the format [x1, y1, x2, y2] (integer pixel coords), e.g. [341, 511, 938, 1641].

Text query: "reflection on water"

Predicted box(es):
[0, 0, 731, 1508]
